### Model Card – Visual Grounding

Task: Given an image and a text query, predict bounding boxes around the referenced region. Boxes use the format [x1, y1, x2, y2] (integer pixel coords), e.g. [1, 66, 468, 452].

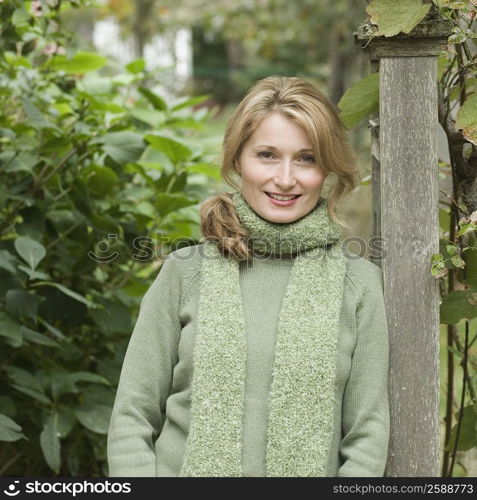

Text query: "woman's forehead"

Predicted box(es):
[245, 113, 313, 146]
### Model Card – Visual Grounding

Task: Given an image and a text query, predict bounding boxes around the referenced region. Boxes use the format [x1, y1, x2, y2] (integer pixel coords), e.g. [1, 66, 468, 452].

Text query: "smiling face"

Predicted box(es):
[237, 111, 327, 224]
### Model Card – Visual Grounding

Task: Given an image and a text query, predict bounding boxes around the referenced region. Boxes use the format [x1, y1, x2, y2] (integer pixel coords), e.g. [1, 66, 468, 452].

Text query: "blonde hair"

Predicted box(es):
[200, 75, 359, 261]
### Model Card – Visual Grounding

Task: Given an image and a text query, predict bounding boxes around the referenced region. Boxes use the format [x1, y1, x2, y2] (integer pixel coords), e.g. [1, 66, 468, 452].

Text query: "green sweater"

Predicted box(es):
[107, 243, 390, 477]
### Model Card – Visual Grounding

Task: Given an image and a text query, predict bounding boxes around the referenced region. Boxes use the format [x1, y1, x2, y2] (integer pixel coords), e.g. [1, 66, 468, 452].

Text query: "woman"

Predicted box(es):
[107, 75, 390, 477]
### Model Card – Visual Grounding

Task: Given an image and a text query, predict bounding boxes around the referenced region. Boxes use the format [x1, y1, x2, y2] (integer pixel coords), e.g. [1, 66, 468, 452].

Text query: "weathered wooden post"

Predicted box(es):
[354, 11, 453, 476]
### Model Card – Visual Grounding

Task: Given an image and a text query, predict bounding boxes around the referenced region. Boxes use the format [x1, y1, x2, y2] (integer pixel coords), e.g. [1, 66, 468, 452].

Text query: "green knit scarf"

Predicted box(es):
[179, 191, 348, 477]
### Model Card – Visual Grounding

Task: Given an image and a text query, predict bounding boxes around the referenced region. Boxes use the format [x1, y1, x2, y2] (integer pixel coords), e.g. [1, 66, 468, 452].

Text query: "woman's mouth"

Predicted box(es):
[265, 192, 302, 206]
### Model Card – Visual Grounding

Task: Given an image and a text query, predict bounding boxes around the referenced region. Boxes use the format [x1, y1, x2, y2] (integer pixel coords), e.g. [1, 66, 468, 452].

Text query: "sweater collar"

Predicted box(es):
[231, 190, 341, 256]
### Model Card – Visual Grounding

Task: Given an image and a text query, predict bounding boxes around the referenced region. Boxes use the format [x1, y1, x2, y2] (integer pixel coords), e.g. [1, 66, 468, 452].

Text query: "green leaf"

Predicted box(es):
[145, 134, 193, 163]
[0, 150, 16, 169]
[17, 206, 46, 240]
[18, 265, 50, 281]
[6, 366, 52, 404]
[155, 171, 187, 193]
[366, 0, 432, 37]
[0, 250, 18, 274]
[446, 244, 458, 256]
[121, 185, 155, 202]
[456, 222, 477, 237]
[138, 145, 175, 173]
[431, 253, 447, 278]
[112, 73, 136, 86]
[5, 152, 37, 173]
[135, 161, 166, 172]
[440, 290, 477, 324]
[138, 86, 167, 111]
[126, 58, 145, 74]
[46, 209, 80, 233]
[57, 408, 76, 438]
[171, 94, 210, 111]
[165, 117, 204, 130]
[0, 311, 22, 346]
[69, 372, 111, 386]
[10, 384, 51, 404]
[338, 72, 379, 129]
[88, 213, 119, 233]
[74, 403, 112, 434]
[77, 74, 114, 95]
[449, 32, 467, 44]
[50, 372, 78, 400]
[439, 239, 455, 267]
[101, 131, 145, 165]
[38, 318, 67, 340]
[14, 236, 46, 271]
[155, 193, 197, 217]
[88, 99, 124, 113]
[5, 366, 41, 391]
[49, 51, 107, 74]
[80, 165, 118, 197]
[21, 326, 60, 348]
[135, 200, 156, 217]
[52, 103, 74, 117]
[130, 108, 165, 127]
[34, 282, 96, 308]
[11, 8, 30, 27]
[5, 289, 42, 320]
[12, 56, 32, 68]
[82, 385, 116, 407]
[0, 414, 27, 442]
[445, 404, 477, 452]
[186, 162, 221, 180]
[450, 255, 465, 268]
[456, 95, 477, 145]
[89, 299, 132, 334]
[40, 413, 61, 474]
[21, 97, 58, 131]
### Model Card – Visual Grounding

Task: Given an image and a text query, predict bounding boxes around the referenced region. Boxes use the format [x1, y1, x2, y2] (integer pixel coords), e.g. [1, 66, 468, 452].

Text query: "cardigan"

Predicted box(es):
[107, 243, 390, 477]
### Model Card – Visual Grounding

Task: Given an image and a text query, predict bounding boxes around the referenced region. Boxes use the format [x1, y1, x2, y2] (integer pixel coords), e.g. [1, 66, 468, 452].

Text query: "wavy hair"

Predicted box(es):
[200, 75, 360, 261]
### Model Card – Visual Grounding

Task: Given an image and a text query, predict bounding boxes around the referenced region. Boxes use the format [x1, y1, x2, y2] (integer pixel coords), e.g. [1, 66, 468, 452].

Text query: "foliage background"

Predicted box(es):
[0, 0, 476, 477]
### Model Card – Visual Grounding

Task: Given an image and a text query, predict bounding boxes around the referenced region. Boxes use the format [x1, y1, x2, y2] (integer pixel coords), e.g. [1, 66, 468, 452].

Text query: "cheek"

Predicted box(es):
[303, 170, 326, 189]
[240, 159, 265, 183]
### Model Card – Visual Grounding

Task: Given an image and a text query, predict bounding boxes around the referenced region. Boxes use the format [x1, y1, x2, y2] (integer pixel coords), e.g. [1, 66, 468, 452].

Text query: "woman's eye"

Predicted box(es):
[257, 152, 315, 163]
[258, 151, 274, 159]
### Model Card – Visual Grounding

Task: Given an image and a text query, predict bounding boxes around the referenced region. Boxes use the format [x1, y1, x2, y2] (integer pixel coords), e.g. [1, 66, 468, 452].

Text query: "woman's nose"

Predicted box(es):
[274, 161, 297, 188]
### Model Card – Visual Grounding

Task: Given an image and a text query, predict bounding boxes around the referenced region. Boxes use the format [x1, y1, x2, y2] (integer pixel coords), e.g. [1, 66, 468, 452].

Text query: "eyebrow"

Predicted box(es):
[253, 145, 314, 152]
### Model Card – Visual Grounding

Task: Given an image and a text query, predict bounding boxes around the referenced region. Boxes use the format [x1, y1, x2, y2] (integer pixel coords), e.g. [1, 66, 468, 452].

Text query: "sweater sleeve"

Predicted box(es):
[336, 264, 390, 477]
[107, 255, 182, 477]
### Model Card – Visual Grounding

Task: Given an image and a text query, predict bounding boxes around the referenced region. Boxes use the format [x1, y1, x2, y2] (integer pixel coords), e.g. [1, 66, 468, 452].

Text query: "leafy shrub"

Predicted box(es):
[0, 0, 219, 476]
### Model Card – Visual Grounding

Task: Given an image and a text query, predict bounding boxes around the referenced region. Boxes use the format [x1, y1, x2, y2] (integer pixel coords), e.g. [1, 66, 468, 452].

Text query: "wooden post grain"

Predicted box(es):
[354, 10, 453, 477]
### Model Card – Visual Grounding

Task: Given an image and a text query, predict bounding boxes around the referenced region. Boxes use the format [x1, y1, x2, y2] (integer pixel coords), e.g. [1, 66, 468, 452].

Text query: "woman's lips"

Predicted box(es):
[265, 192, 302, 207]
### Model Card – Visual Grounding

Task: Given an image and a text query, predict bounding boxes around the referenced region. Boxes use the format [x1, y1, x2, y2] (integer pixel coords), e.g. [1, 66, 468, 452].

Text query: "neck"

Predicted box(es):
[231, 191, 341, 257]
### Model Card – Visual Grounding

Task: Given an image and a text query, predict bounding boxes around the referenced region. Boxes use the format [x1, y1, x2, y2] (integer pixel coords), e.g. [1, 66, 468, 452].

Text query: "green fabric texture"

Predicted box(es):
[180, 191, 348, 477]
[107, 246, 390, 477]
